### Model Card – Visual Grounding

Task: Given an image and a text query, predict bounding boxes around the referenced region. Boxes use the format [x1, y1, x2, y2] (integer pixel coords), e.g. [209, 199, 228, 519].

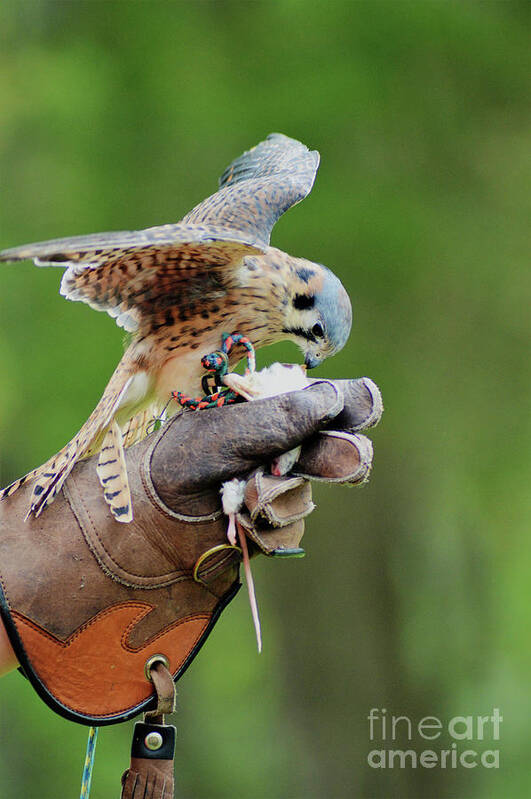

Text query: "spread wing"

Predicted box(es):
[0, 133, 318, 332]
[0, 223, 263, 334]
[182, 133, 320, 247]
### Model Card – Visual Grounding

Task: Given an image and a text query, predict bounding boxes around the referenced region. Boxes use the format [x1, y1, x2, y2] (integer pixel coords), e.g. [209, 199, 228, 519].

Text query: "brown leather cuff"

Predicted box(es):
[0, 444, 241, 727]
[0, 438, 315, 725]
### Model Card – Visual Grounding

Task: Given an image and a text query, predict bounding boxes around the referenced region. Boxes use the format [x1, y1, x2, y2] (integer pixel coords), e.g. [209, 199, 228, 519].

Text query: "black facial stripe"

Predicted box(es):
[282, 326, 317, 343]
[292, 294, 315, 310]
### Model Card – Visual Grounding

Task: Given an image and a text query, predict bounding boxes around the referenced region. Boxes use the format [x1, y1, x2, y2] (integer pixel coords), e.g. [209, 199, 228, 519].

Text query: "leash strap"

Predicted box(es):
[173, 332, 255, 410]
[121, 659, 177, 799]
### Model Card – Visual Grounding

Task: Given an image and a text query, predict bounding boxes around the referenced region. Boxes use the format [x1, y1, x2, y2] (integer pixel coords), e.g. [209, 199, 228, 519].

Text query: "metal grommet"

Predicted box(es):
[144, 653, 170, 682]
[192, 543, 242, 585]
[144, 731, 164, 751]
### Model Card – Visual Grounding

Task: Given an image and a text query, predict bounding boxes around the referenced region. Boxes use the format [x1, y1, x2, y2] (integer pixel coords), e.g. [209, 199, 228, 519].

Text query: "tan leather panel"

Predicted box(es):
[12, 604, 210, 717]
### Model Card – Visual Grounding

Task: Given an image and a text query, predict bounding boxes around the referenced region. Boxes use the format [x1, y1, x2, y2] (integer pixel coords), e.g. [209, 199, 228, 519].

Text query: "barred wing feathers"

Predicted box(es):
[0, 224, 263, 334]
[0, 134, 318, 331]
[182, 133, 320, 248]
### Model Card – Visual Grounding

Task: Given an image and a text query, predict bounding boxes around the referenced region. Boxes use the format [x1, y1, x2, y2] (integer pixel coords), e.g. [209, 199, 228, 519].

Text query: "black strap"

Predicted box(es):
[121, 661, 176, 799]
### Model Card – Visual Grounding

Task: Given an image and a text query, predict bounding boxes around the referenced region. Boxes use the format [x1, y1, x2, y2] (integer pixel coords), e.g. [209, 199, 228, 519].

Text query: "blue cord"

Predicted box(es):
[80, 726, 99, 798]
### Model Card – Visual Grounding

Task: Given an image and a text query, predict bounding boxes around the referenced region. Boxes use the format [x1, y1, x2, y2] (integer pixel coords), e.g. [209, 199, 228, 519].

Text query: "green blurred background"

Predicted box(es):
[0, 2, 529, 797]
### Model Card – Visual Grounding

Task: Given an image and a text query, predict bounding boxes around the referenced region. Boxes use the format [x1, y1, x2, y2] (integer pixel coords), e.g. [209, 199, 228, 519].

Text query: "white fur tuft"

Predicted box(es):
[221, 478, 247, 516]
[222, 362, 309, 401]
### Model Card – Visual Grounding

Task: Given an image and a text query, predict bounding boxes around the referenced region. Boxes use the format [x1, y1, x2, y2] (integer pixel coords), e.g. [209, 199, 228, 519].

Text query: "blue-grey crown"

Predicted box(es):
[317, 269, 352, 354]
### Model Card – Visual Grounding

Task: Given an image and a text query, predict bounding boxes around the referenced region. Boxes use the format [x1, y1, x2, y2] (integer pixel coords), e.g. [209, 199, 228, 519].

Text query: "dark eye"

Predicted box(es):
[312, 322, 324, 338]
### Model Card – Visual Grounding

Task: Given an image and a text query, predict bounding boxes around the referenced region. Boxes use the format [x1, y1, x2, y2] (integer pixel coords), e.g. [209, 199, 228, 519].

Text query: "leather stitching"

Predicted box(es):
[142, 426, 223, 523]
[64, 478, 189, 588]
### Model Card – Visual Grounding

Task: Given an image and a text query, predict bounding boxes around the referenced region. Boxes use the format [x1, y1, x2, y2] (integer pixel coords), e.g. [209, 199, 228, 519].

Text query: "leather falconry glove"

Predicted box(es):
[0, 377, 382, 726]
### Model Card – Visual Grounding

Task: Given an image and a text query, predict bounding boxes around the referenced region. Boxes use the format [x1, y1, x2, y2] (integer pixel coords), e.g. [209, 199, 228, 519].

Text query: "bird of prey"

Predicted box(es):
[0, 133, 352, 522]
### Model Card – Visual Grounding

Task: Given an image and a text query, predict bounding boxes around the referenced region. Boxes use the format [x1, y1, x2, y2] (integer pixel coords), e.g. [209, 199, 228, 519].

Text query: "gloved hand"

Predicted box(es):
[0, 377, 382, 725]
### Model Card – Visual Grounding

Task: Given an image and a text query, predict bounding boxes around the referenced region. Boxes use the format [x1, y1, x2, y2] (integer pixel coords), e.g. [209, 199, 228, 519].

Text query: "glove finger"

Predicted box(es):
[238, 515, 306, 557]
[244, 468, 314, 527]
[294, 430, 373, 484]
[150, 380, 343, 505]
[322, 377, 383, 433]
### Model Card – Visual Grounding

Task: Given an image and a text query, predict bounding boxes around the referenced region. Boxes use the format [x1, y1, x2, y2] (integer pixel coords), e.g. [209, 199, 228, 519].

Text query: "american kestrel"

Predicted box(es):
[0, 133, 352, 522]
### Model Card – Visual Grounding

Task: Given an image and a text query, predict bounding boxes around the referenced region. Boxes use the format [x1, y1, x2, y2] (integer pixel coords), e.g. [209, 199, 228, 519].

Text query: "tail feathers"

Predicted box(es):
[27, 447, 79, 519]
[96, 420, 133, 523]
[0, 465, 46, 502]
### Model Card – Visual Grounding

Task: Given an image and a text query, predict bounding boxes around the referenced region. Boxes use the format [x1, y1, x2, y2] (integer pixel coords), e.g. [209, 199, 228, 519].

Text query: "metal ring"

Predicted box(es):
[193, 543, 242, 585]
[144, 653, 170, 682]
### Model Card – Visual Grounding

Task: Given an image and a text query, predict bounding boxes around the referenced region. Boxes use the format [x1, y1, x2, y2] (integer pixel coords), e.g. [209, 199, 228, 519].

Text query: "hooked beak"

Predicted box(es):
[304, 353, 324, 370]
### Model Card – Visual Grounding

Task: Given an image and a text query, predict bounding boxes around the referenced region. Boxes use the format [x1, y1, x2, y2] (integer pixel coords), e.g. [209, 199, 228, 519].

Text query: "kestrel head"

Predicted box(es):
[281, 260, 352, 370]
